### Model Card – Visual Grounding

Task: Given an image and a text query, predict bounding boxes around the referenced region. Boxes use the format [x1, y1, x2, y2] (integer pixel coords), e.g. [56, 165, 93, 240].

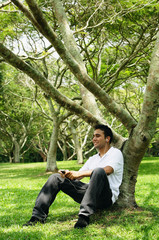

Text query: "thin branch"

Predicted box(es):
[0, 110, 23, 127]
[11, 0, 45, 35]
[73, 0, 104, 34]
[0, 10, 18, 12]
[0, 0, 11, 9]
[34, 88, 54, 121]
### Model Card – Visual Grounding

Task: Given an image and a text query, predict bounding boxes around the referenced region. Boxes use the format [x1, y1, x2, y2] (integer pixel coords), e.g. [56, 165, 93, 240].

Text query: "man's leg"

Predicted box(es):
[74, 168, 112, 228]
[23, 173, 88, 226]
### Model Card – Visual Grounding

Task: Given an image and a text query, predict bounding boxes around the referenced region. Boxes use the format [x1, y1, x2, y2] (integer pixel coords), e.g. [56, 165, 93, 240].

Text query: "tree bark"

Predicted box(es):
[39, 151, 47, 162]
[117, 32, 159, 207]
[46, 121, 58, 172]
[45, 97, 72, 171]
[70, 120, 84, 164]
[45, 98, 59, 172]
[62, 139, 67, 161]
[52, 0, 104, 123]
[13, 139, 20, 163]
[58, 137, 68, 161]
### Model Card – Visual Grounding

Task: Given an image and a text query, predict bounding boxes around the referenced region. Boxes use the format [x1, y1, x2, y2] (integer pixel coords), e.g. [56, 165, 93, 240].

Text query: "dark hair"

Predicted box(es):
[94, 124, 113, 143]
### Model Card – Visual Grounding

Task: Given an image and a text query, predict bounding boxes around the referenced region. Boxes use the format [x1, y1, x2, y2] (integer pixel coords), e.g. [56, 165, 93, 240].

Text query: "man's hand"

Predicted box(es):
[65, 171, 81, 180]
[58, 170, 80, 180]
[58, 169, 68, 178]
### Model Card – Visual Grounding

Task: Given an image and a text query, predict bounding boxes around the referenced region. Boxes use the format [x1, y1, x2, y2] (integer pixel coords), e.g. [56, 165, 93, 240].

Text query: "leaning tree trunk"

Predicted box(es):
[53, 0, 105, 125]
[117, 33, 159, 207]
[118, 129, 150, 208]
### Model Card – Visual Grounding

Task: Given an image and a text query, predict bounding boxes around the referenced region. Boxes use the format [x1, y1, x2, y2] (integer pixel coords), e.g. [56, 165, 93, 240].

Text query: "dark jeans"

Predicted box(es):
[32, 168, 112, 220]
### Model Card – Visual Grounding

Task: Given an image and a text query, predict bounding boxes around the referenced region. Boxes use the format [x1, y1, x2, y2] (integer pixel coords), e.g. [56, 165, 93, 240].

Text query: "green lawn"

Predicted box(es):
[0, 158, 159, 240]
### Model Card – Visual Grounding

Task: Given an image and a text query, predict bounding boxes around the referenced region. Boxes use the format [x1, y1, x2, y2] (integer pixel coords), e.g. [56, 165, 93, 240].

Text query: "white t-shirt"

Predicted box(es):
[79, 147, 124, 204]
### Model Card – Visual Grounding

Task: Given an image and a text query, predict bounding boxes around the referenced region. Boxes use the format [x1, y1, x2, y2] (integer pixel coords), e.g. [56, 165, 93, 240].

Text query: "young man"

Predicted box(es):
[23, 124, 124, 228]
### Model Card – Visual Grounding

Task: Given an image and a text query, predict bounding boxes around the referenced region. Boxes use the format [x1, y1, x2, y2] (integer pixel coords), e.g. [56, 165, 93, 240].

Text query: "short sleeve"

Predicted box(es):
[106, 150, 123, 173]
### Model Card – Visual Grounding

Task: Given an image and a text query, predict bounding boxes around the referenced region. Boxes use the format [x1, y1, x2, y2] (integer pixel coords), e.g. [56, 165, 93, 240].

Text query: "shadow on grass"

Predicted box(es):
[1, 204, 159, 240]
[90, 207, 159, 240]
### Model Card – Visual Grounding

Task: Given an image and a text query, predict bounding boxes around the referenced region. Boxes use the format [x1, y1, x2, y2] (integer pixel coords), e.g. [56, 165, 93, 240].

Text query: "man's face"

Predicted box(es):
[92, 129, 107, 150]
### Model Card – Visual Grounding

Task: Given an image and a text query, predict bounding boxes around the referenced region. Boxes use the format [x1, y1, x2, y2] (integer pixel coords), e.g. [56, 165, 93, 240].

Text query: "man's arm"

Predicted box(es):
[103, 166, 114, 175]
[59, 166, 114, 180]
[60, 170, 93, 180]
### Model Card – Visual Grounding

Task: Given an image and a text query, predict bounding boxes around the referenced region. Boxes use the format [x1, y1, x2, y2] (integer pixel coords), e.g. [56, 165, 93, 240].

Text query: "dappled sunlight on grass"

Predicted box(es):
[136, 157, 159, 211]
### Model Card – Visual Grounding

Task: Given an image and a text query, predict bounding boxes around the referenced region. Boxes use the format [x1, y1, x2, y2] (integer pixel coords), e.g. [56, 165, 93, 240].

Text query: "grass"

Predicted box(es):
[0, 157, 159, 240]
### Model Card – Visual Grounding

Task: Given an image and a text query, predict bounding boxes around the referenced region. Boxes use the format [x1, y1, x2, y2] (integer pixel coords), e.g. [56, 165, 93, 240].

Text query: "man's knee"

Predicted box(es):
[48, 173, 59, 180]
[47, 173, 63, 185]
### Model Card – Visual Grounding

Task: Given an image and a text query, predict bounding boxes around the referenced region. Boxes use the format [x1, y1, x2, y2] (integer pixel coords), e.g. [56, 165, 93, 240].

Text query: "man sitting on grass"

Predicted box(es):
[23, 124, 124, 229]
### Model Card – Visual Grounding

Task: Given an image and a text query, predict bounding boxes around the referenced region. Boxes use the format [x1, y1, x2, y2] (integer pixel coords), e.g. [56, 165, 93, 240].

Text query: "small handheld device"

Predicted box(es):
[60, 170, 66, 174]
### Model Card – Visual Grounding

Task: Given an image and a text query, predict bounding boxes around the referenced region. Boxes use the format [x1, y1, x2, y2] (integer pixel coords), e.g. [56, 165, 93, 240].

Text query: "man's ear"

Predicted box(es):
[106, 136, 111, 142]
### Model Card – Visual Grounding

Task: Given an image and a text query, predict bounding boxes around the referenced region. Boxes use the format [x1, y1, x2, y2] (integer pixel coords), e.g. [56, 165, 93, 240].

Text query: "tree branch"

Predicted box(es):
[8, 0, 138, 130]
[0, 0, 11, 9]
[11, 0, 45, 35]
[0, 42, 124, 146]
[73, 0, 104, 34]
[50, 0, 137, 130]
[11, 0, 137, 130]
[0, 42, 100, 126]
[137, 32, 159, 138]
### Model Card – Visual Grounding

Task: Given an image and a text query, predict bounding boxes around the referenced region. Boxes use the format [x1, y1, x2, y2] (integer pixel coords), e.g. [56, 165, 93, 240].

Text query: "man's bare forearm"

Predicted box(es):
[65, 170, 93, 180]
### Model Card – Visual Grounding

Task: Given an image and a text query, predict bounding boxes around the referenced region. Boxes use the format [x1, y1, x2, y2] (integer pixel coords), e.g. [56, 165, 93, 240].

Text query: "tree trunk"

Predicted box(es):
[46, 122, 58, 172]
[62, 138, 67, 161]
[9, 155, 13, 163]
[79, 84, 104, 122]
[118, 126, 153, 207]
[70, 121, 84, 164]
[57, 138, 68, 161]
[13, 140, 20, 163]
[39, 151, 47, 162]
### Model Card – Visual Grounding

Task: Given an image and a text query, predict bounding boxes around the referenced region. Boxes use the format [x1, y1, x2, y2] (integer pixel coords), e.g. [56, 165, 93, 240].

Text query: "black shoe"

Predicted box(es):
[23, 216, 45, 227]
[74, 215, 89, 229]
